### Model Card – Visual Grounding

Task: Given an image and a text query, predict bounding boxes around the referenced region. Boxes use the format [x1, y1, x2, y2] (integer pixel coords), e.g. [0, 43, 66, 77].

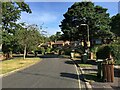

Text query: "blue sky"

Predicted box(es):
[18, 2, 119, 36]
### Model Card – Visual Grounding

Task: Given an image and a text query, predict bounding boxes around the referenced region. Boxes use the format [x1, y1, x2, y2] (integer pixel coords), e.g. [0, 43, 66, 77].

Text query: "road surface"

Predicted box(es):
[2, 56, 80, 88]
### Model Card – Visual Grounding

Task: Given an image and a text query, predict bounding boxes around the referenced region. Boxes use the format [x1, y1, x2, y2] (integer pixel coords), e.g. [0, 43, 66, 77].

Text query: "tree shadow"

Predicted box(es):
[17, 71, 79, 82]
[86, 59, 97, 65]
[60, 72, 78, 79]
[39, 54, 59, 58]
[64, 61, 74, 65]
[64, 60, 79, 67]
[83, 73, 102, 82]
[82, 68, 98, 72]
[60, 72, 86, 82]
[111, 86, 120, 90]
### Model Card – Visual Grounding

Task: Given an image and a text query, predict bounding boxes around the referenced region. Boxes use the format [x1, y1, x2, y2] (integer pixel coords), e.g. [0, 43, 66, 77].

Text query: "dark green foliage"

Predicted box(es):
[40, 47, 45, 55]
[60, 2, 113, 41]
[2, 2, 31, 32]
[96, 44, 120, 64]
[96, 45, 111, 59]
[49, 32, 62, 41]
[46, 47, 51, 53]
[110, 14, 120, 37]
[74, 46, 85, 54]
[109, 44, 120, 63]
[2, 1, 31, 58]
[91, 45, 101, 54]
[64, 49, 71, 55]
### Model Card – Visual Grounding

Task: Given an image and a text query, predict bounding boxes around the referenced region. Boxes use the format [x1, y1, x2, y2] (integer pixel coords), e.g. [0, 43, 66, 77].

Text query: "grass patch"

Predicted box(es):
[0, 57, 41, 74]
[79, 64, 93, 67]
[0, 52, 3, 54]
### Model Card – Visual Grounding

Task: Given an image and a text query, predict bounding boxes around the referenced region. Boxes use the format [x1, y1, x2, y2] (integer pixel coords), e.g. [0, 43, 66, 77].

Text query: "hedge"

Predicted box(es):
[110, 44, 120, 64]
[96, 44, 120, 64]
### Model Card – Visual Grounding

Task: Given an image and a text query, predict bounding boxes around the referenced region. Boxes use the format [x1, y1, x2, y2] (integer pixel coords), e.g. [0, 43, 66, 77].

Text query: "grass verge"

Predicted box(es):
[0, 57, 41, 74]
[83, 73, 102, 82]
[79, 64, 93, 67]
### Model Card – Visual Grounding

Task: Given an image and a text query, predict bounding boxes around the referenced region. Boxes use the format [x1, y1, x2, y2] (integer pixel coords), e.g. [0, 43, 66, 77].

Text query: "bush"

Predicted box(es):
[91, 45, 101, 54]
[51, 48, 60, 54]
[96, 44, 120, 64]
[46, 47, 51, 53]
[74, 45, 84, 54]
[109, 44, 120, 64]
[96, 45, 111, 59]
[40, 47, 45, 55]
[64, 49, 71, 55]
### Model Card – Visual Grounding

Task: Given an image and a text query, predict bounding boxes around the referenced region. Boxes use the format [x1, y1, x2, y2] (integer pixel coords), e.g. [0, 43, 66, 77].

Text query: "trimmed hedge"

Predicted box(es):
[110, 44, 120, 64]
[96, 44, 120, 64]
[96, 45, 111, 59]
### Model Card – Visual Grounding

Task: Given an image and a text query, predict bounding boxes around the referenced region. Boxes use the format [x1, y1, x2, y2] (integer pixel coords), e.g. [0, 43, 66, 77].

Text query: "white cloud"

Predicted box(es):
[18, 11, 57, 24]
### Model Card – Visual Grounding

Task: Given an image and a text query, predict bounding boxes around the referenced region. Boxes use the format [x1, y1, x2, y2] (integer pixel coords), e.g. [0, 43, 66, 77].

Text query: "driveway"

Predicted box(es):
[2, 56, 79, 88]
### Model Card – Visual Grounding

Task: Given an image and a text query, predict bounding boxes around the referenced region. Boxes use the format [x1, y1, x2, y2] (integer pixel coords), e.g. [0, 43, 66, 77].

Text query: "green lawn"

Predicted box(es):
[0, 57, 41, 74]
[79, 63, 93, 67]
[83, 73, 102, 82]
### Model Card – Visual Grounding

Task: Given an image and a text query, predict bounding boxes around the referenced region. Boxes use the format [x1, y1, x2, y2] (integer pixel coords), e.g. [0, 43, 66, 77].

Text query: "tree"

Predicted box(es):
[1, 1, 31, 59]
[15, 24, 42, 59]
[60, 2, 113, 43]
[49, 32, 62, 41]
[110, 14, 120, 37]
[2, 2, 31, 32]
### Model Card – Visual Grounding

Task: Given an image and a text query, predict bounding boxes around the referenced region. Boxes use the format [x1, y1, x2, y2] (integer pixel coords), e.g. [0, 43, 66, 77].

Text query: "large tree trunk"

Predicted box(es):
[23, 45, 26, 59]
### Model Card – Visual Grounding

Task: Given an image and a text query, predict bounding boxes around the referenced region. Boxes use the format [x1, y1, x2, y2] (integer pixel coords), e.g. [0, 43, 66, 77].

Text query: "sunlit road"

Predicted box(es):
[2, 56, 79, 88]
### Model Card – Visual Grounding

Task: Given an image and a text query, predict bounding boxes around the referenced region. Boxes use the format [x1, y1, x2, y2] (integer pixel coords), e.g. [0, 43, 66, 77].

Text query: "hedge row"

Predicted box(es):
[96, 44, 120, 64]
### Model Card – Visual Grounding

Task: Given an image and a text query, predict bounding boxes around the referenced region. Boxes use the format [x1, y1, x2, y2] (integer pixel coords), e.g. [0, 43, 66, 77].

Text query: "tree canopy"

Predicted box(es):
[1, 1, 32, 58]
[49, 32, 62, 41]
[15, 24, 42, 59]
[2, 2, 31, 32]
[110, 14, 120, 37]
[60, 2, 113, 41]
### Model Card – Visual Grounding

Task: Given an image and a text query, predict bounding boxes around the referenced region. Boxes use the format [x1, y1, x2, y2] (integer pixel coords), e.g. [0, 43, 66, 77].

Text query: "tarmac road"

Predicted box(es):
[2, 57, 79, 88]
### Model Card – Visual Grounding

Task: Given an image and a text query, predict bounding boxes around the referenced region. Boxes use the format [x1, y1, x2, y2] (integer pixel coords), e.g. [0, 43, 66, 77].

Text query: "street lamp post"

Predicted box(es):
[80, 24, 90, 48]
[76, 24, 90, 63]
[80, 24, 90, 63]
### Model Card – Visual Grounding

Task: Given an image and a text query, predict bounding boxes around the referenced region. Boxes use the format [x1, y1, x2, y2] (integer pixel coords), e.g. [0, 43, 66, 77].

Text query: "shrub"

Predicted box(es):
[96, 45, 111, 59]
[40, 47, 45, 55]
[46, 47, 51, 53]
[75, 45, 84, 54]
[109, 44, 120, 64]
[96, 44, 120, 64]
[64, 49, 71, 55]
[91, 45, 101, 54]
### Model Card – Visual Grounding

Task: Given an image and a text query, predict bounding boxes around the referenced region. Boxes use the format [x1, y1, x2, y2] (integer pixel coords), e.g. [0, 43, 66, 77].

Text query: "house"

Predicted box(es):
[39, 42, 54, 48]
[52, 41, 70, 48]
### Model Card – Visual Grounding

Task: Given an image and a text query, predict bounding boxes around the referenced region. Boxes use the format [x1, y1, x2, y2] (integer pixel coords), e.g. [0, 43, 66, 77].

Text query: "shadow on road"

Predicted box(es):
[39, 54, 59, 58]
[60, 72, 78, 79]
[60, 72, 86, 82]
[64, 61, 74, 65]
[17, 71, 78, 82]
